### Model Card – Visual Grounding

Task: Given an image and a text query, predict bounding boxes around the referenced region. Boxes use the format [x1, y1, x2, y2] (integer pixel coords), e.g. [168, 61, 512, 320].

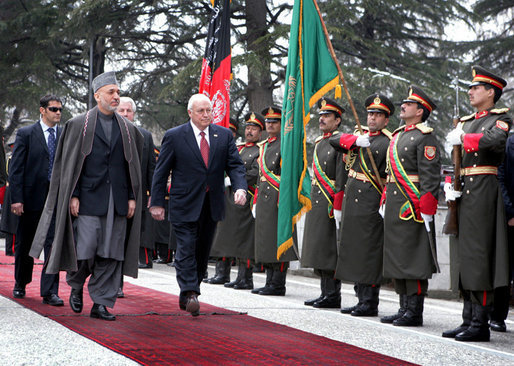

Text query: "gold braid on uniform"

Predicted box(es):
[345, 150, 357, 171]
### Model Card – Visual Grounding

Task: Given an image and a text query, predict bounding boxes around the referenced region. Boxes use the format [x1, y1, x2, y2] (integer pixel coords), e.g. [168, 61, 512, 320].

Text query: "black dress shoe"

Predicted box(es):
[224, 279, 241, 288]
[153, 258, 171, 264]
[138, 263, 153, 269]
[166, 261, 176, 267]
[117, 288, 125, 298]
[313, 296, 341, 309]
[455, 326, 490, 342]
[304, 296, 323, 306]
[490, 320, 507, 332]
[185, 292, 200, 316]
[442, 324, 469, 338]
[207, 276, 230, 285]
[90, 304, 116, 321]
[69, 288, 83, 313]
[42, 294, 64, 306]
[13, 284, 25, 299]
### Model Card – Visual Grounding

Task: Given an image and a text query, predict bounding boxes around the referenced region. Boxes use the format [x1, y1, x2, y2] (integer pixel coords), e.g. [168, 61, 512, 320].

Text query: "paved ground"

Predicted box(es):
[1, 242, 513, 365]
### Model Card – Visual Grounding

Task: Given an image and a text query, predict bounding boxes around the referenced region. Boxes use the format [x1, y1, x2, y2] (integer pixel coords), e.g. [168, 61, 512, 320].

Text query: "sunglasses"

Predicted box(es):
[47, 107, 63, 113]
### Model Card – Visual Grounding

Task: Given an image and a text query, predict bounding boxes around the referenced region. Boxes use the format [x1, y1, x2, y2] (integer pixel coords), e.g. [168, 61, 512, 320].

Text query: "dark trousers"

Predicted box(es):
[394, 279, 428, 296]
[14, 211, 59, 297]
[4, 233, 16, 256]
[173, 194, 217, 297]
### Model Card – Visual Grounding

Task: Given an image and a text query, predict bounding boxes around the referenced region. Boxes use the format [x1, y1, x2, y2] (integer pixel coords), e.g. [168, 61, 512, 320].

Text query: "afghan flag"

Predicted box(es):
[198, 0, 231, 128]
[277, 0, 341, 259]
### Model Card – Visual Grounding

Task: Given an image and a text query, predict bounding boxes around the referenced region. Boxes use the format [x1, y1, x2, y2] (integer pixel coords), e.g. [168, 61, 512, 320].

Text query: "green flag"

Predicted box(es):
[277, 0, 340, 259]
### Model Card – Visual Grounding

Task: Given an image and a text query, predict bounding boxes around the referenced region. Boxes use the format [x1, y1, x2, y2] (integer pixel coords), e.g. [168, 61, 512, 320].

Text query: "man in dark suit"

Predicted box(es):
[10, 94, 63, 306]
[150, 93, 247, 316]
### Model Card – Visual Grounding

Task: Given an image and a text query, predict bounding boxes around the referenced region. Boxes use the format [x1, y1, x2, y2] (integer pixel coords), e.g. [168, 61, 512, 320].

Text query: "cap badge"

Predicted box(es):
[472, 68, 476, 77]
[321, 99, 327, 107]
[408, 88, 413, 96]
[374, 97, 381, 105]
[268, 107, 273, 115]
[250, 112, 256, 120]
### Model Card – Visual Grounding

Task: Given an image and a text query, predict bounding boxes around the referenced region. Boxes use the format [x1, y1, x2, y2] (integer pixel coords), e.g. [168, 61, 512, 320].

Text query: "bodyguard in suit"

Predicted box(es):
[10, 94, 63, 306]
[150, 93, 247, 316]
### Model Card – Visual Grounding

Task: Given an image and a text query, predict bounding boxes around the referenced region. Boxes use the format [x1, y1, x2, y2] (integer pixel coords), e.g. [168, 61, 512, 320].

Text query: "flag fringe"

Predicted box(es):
[308, 75, 340, 108]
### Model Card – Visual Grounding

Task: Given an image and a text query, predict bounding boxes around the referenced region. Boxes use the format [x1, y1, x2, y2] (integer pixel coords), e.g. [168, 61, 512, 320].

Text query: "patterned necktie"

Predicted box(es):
[200, 131, 209, 167]
[47, 127, 56, 180]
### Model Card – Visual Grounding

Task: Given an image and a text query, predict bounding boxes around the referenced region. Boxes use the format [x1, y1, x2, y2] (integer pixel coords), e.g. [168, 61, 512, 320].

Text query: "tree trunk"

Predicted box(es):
[245, 0, 274, 112]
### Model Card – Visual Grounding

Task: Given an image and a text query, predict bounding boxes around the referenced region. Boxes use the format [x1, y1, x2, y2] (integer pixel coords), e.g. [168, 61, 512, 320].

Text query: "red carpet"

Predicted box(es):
[0, 252, 416, 365]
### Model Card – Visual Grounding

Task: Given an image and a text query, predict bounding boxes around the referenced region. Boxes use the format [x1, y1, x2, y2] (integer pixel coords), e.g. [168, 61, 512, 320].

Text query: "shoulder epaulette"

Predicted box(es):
[416, 123, 433, 134]
[392, 125, 406, 135]
[332, 130, 340, 135]
[460, 113, 475, 122]
[381, 128, 393, 139]
[491, 108, 510, 115]
[236, 142, 245, 147]
[315, 135, 324, 143]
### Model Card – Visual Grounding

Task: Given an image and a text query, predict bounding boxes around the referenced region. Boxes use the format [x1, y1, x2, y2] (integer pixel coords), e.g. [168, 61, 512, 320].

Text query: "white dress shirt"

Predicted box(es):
[190, 121, 210, 150]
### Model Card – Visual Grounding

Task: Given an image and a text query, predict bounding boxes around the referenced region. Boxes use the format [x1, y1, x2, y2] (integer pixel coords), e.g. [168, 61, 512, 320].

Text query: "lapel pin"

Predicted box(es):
[214, 134, 218, 137]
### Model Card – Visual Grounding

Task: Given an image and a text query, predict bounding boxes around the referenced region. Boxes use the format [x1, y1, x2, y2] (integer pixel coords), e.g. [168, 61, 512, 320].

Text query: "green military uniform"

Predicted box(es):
[253, 106, 297, 296]
[211, 112, 263, 290]
[301, 97, 346, 308]
[383, 85, 440, 327]
[444, 66, 511, 342]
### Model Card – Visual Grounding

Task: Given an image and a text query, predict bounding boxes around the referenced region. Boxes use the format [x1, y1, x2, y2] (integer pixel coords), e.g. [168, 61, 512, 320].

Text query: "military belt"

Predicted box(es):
[261, 175, 280, 182]
[348, 169, 386, 184]
[386, 174, 419, 183]
[460, 166, 497, 176]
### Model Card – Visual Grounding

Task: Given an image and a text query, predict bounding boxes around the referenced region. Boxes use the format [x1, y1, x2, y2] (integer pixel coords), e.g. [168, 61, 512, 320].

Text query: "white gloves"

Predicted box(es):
[446, 127, 464, 146]
[224, 176, 231, 187]
[444, 182, 462, 201]
[333, 209, 342, 230]
[355, 134, 370, 148]
[421, 213, 433, 232]
[251, 204, 256, 218]
[378, 203, 385, 219]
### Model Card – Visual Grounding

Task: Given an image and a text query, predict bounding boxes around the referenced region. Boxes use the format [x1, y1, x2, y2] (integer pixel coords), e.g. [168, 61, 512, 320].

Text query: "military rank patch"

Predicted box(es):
[496, 120, 509, 131]
[424, 146, 436, 160]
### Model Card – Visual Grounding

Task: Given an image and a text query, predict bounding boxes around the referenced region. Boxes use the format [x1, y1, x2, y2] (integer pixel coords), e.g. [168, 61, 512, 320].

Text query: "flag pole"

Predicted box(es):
[312, 0, 383, 191]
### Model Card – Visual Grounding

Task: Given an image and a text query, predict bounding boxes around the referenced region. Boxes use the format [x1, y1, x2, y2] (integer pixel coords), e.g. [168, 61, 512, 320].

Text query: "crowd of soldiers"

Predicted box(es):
[201, 65, 513, 343]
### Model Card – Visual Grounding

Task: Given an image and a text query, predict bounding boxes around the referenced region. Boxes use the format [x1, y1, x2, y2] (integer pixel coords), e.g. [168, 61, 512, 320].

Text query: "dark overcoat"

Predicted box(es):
[29, 107, 143, 277]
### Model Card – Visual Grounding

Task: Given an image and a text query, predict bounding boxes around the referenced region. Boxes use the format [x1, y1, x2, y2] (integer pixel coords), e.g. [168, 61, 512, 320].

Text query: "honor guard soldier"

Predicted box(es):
[445, 66, 512, 342]
[302, 97, 346, 308]
[381, 85, 440, 327]
[329, 94, 394, 316]
[212, 112, 264, 290]
[205, 119, 240, 285]
[253, 106, 297, 296]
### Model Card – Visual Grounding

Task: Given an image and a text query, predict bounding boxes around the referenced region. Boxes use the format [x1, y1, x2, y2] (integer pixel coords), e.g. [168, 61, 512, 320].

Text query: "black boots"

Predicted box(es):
[393, 294, 424, 326]
[351, 285, 379, 316]
[455, 303, 491, 342]
[442, 299, 472, 338]
[224, 260, 244, 288]
[234, 262, 254, 290]
[313, 276, 341, 308]
[341, 284, 360, 314]
[205, 258, 231, 284]
[380, 294, 407, 323]
[259, 268, 287, 296]
[252, 266, 273, 294]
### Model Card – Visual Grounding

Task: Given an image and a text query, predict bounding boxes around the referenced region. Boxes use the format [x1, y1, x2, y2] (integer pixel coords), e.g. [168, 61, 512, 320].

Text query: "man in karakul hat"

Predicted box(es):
[30, 71, 143, 321]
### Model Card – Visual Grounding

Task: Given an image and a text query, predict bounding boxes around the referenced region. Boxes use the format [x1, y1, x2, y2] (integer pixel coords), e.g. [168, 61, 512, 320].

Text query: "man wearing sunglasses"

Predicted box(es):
[10, 94, 63, 306]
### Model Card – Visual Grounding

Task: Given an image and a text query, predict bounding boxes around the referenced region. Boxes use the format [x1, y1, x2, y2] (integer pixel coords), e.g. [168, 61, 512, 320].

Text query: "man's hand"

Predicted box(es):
[127, 199, 136, 219]
[70, 197, 80, 217]
[11, 202, 24, 216]
[150, 206, 165, 221]
[147, 196, 151, 209]
[333, 209, 342, 230]
[234, 189, 247, 206]
[421, 213, 433, 232]
[355, 134, 370, 148]
[446, 127, 464, 146]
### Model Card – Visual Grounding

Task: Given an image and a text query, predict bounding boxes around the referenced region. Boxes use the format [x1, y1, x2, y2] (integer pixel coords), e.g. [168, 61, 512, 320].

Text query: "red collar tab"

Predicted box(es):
[245, 142, 255, 147]
[268, 136, 277, 143]
[405, 124, 417, 131]
[323, 132, 333, 139]
[475, 110, 489, 119]
[369, 130, 381, 136]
